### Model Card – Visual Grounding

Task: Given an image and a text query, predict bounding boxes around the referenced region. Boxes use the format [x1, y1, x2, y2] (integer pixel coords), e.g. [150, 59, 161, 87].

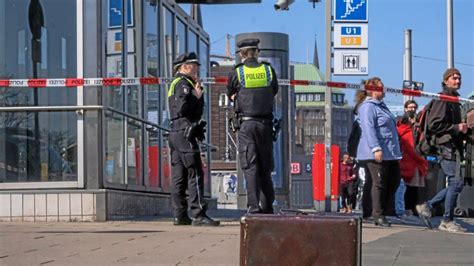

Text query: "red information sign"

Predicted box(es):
[290, 163, 301, 175]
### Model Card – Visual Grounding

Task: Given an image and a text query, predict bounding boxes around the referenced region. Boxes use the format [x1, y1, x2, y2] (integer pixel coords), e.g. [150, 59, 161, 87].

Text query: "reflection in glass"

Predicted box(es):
[0, 0, 77, 183]
[188, 30, 198, 54]
[105, 112, 125, 184]
[145, 1, 159, 187]
[176, 19, 186, 56]
[147, 130, 171, 190]
[104, 1, 124, 111]
[0, 112, 77, 183]
[127, 123, 143, 185]
[163, 8, 174, 78]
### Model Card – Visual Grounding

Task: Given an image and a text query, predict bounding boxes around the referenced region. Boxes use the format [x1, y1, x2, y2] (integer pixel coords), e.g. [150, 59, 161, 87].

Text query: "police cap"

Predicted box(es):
[173, 52, 201, 68]
[236, 38, 260, 52]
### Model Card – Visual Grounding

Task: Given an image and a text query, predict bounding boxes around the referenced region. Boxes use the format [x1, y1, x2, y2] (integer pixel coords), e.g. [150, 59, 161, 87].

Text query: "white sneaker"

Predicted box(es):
[416, 203, 432, 218]
[438, 220, 467, 233]
[416, 203, 433, 229]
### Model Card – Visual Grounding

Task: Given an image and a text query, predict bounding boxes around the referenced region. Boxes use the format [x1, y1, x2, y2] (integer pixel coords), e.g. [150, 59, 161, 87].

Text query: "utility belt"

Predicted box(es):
[230, 115, 269, 132]
[230, 114, 281, 142]
[241, 116, 273, 125]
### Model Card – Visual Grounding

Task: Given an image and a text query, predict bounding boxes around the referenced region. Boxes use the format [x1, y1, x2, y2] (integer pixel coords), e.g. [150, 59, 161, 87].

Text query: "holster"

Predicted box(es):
[272, 118, 282, 142]
[184, 120, 207, 142]
[230, 114, 241, 133]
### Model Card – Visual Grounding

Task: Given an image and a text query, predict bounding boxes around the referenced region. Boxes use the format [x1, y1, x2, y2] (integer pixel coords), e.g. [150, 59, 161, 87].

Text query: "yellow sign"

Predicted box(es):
[341, 37, 362, 46]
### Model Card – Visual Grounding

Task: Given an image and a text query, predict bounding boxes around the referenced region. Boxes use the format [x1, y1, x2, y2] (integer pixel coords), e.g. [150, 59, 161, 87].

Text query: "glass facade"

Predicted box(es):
[0, 0, 210, 195]
[101, 0, 210, 194]
[0, 0, 78, 184]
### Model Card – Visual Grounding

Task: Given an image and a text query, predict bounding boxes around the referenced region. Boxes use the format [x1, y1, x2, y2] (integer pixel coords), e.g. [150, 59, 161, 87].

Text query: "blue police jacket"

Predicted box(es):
[356, 98, 402, 161]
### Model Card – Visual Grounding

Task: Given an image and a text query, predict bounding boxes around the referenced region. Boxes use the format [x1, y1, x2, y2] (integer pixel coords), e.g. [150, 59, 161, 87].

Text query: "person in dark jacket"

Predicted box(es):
[417, 68, 472, 232]
[227, 38, 279, 214]
[168, 52, 219, 226]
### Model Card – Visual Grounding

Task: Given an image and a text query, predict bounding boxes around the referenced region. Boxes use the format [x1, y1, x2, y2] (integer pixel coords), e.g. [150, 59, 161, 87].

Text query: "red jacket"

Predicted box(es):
[339, 161, 355, 185]
[397, 121, 428, 182]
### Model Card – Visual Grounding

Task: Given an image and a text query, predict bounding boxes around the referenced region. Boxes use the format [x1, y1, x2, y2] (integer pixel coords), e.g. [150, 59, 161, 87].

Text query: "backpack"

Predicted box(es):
[347, 120, 361, 158]
[414, 100, 438, 156]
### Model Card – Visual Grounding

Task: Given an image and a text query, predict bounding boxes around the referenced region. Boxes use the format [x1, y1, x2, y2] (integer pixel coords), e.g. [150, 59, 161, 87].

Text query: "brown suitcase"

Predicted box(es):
[240, 214, 362, 266]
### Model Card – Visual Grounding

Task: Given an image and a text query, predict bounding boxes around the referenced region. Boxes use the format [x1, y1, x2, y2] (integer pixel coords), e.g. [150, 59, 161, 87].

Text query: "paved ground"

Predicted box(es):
[0, 210, 473, 265]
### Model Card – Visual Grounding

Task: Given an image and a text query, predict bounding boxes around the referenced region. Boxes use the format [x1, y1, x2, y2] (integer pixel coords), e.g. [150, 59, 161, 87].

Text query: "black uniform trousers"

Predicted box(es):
[169, 131, 206, 219]
[365, 160, 401, 219]
[238, 120, 275, 213]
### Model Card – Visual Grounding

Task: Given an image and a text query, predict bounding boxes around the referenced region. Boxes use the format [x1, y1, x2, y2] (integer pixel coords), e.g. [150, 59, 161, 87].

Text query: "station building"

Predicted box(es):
[0, 0, 211, 221]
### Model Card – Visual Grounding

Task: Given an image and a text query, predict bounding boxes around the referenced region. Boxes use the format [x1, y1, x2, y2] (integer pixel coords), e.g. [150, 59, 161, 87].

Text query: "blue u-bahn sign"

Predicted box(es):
[334, 0, 368, 22]
[109, 0, 134, 28]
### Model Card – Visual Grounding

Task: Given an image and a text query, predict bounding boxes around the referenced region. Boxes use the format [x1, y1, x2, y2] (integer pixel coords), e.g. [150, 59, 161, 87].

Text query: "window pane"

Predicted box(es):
[127, 123, 143, 186]
[0, 112, 77, 183]
[188, 30, 197, 54]
[176, 19, 186, 56]
[0, 0, 77, 183]
[163, 8, 174, 78]
[105, 112, 125, 184]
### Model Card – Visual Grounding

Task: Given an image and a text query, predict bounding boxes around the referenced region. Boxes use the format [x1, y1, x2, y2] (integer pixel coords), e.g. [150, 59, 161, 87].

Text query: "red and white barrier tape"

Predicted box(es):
[0, 77, 472, 104]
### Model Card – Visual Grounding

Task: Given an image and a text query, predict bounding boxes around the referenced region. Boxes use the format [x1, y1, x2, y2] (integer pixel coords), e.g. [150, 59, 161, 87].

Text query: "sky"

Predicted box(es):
[185, 0, 474, 107]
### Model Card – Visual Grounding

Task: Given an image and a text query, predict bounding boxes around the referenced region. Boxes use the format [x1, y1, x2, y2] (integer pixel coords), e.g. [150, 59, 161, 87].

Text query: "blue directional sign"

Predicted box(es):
[109, 0, 134, 29]
[334, 0, 368, 22]
[341, 26, 361, 35]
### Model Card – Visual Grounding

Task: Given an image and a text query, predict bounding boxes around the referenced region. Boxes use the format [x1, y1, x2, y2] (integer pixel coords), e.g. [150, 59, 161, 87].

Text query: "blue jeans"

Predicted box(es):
[427, 159, 464, 221]
[395, 179, 406, 216]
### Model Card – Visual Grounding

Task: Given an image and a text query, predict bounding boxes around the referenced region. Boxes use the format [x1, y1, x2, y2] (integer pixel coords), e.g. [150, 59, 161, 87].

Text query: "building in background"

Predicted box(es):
[291, 63, 353, 155]
[209, 61, 237, 166]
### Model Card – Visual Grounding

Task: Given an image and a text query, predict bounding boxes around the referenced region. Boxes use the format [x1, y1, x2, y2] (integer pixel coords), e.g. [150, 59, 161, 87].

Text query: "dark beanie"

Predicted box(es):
[443, 68, 460, 81]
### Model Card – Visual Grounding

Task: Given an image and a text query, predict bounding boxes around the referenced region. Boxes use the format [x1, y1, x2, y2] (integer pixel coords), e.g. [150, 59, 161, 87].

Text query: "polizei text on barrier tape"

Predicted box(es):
[0, 77, 472, 104]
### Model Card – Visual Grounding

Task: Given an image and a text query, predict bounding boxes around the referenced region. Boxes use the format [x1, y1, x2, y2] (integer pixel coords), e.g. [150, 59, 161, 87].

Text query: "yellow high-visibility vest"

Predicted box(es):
[168, 76, 194, 97]
[236, 64, 272, 89]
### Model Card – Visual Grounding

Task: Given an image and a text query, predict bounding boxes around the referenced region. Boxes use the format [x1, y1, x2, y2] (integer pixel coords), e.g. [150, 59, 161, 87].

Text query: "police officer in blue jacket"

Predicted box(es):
[168, 52, 219, 226]
[226, 39, 279, 214]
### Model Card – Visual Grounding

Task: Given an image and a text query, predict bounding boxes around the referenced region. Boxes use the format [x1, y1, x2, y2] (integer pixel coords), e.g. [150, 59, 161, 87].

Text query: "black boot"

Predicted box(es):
[173, 215, 192, 226]
[374, 216, 391, 227]
[192, 214, 220, 226]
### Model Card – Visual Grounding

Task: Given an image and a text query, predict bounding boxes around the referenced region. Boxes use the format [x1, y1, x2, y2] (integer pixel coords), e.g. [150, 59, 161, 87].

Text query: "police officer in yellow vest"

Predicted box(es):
[227, 38, 279, 214]
[168, 52, 219, 226]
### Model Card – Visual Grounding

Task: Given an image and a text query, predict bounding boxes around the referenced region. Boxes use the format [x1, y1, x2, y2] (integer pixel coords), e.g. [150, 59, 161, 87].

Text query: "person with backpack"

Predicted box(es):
[416, 68, 472, 233]
[357, 77, 402, 227]
[396, 110, 428, 217]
